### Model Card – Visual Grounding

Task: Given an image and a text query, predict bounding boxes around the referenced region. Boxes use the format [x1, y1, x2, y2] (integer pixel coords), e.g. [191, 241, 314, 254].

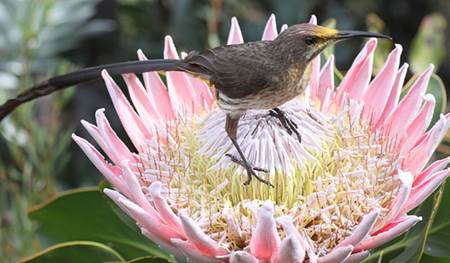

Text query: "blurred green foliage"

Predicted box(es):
[0, 0, 112, 262]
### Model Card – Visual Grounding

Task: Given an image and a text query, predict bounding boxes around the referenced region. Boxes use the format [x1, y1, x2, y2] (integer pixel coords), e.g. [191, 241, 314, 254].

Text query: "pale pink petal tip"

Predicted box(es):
[164, 35, 180, 60]
[338, 210, 379, 248]
[262, 14, 278, 41]
[275, 236, 305, 263]
[179, 211, 226, 256]
[227, 17, 244, 45]
[137, 49, 147, 60]
[280, 24, 288, 32]
[250, 201, 280, 259]
[229, 251, 258, 263]
[318, 245, 353, 263]
[309, 14, 318, 25]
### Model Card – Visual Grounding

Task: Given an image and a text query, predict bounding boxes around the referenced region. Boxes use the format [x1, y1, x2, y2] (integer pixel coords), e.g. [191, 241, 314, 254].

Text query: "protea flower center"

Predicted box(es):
[139, 92, 400, 255]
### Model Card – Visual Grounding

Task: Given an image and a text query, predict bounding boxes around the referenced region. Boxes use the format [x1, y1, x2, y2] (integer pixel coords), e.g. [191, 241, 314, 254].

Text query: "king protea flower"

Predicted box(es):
[72, 14, 450, 263]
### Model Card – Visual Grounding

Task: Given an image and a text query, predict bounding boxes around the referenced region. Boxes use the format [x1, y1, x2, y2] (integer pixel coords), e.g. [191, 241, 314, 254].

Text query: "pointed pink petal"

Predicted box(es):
[375, 171, 413, 231]
[250, 201, 281, 259]
[343, 251, 370, 263]
[357, 215, 421, 251]
[262, 14, 278, 40]
[383, 65, 434, 137]
[308, 15, 321, 101]
[317, 245, 353, 263]
[112, 193, 183, 242]
[110, 192, 184, 259]
[230, 251, 258, 263]
[374, 63, 408, 129]
[137, 50, 175, 121]
[179, 212, 227, 256]
[404, 168, 450, 212]
[102, 70, 150, 150]
[336, 39, 377, 103]
[400, 94, 435, 155]
[185, 74, 214, 112]
[80, 119, 120, 164]
[403, 114, 450, 175]
[120, 163, 162, 221]
[94, 109, 136, 163]
[72, 134, 128, 195]
[227, 17, 244, 45]
[149, 181, 184, 235]
[164, 36, 199, 115]
[171, 239, 223, 263]
[318, 55, 335, 105]
[274, 236, 305, 263]
[413, 157, 450, 187]
[123, 73, 160, 124]
[337, 210, 379, 248]
[362, 45, 402, 124]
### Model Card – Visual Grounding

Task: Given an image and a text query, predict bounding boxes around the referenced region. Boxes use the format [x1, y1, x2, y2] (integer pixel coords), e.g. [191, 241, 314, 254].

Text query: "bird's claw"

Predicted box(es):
[226, 154, 273, 187]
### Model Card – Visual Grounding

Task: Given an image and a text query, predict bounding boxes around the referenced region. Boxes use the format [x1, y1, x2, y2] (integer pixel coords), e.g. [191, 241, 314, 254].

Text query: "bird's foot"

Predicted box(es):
[269, 108, 302, 142]
[226, 154, 273, 187]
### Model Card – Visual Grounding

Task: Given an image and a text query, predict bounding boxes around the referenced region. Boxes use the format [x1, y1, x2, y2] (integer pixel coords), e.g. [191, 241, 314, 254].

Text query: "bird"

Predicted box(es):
[0, 23, 390, 186]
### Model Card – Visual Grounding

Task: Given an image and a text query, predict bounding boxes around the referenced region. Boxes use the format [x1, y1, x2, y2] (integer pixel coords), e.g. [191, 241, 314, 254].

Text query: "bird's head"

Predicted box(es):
[273, 23, 391, 63]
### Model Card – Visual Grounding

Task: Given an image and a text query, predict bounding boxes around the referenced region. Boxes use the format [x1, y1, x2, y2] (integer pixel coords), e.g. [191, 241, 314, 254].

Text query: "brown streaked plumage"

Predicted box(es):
[0, 23, 391, 186]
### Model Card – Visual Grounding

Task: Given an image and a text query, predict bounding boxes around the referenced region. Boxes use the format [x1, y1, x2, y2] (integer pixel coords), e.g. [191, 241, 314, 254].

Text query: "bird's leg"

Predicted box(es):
[225, 114, 273, 187]
[269, 107, 302, 142]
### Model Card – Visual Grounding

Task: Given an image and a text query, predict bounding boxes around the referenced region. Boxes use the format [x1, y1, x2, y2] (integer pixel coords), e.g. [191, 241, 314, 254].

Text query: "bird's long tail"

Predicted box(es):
[0, 59, 180, 121]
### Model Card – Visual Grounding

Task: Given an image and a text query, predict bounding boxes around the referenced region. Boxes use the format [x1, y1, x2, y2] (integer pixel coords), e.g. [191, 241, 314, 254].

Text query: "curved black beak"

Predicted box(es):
[335, 30, 392, 40]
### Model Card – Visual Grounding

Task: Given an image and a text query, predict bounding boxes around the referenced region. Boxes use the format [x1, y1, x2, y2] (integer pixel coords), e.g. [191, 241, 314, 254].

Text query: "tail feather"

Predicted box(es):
[0, 59, 181, 121]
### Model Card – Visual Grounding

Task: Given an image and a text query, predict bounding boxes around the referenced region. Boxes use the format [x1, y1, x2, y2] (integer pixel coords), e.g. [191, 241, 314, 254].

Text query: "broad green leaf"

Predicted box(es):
[20, 241, 124, 263]
[424, 180, 450, 258]
[409, 13, 447, 74]
[29, 188, 170, 261]
[366, 13, 392, 75]
[128, 256, 172, 263]
[420, 254, 450, 263]
[427, 74, 447, 125]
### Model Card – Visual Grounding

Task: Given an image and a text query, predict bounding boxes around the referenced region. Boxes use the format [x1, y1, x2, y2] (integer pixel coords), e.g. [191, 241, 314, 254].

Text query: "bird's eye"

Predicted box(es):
[305, 36, 316, 45]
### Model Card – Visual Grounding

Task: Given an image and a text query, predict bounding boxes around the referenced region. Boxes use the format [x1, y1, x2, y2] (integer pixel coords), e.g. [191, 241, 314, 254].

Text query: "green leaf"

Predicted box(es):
[420, 254, 450, 263]
[427, 74, 447, 126]
[28, 188, 170, 261]
[128, 256, 171, 263]
[409, 13, 447, 74]
[20, 241, 125, 263]
[424, 180, 450, 258]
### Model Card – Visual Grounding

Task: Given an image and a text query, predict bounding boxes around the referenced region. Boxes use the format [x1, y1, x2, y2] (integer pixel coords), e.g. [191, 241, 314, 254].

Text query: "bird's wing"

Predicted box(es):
[179, 42, 275, 99]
